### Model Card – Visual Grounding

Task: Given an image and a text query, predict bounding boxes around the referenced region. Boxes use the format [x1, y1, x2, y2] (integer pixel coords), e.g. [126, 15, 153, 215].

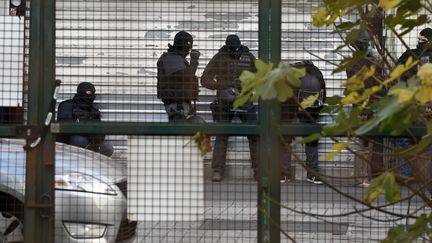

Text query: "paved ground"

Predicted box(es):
[131, 179, 431, 243]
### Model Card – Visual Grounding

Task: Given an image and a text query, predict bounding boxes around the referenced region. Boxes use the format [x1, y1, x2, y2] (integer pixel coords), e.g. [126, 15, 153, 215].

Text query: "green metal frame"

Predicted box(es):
[24, 0, 56, 242]
[257, 0, 282, 242]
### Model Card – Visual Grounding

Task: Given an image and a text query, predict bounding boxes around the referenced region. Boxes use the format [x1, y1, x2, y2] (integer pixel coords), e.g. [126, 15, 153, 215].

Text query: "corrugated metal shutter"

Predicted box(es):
[55, 0, 380, 177]
[56, 0, 259, 122]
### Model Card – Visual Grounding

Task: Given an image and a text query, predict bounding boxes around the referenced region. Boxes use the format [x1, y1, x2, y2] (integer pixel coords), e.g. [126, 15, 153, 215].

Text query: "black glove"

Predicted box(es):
[190, 49, 200, 60]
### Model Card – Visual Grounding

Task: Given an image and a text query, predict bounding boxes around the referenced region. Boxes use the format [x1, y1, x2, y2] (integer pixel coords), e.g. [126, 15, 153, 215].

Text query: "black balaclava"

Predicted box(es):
[417, 27, 432, 50]
[225, 34, 242, 53]
[169, 31, 193, 57]
[75, 82, 96, 104]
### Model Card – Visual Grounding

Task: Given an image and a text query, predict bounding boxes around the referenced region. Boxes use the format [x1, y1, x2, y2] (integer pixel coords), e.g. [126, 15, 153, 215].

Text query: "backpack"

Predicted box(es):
[298, 73, 325, 109]
[293, 61, 325, 110]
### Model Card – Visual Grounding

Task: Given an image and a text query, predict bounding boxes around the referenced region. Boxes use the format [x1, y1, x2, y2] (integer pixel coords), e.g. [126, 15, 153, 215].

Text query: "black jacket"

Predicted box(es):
[201, 45, 256, 94]
[281, 61, 326, 122]
[57, 96, 103, 143]
[157, 49, 199, 104]
[397, 48, 432, 81]
[398, 48, 423, 65]
[346, 57, 381, 90]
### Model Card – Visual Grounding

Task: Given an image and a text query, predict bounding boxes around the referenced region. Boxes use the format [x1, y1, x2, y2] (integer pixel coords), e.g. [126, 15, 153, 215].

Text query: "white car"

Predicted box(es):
[0, 138, 136, 243]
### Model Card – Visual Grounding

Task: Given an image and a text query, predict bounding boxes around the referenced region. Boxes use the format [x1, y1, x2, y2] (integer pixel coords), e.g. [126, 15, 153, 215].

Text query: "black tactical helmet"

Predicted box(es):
[172, 31, 193, 51]
[225, 35, 241, 48]
[417, 28, 432, 50]
[419, 27, 432, 40]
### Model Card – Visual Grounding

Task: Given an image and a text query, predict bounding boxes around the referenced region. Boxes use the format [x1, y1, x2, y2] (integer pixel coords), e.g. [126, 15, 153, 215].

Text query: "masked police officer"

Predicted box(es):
[57, 82, 113, 157]
[157, 31, 201, 121]
[398, 27, 432, 74]
[201, 34, 258, 182]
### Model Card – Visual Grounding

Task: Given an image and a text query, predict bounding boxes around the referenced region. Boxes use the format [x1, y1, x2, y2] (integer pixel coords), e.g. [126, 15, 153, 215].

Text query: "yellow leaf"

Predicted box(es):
[359, 97, 370, 110]
[325, 151, 340, 161]
[240, 70, 256, 84]
[312, 10, 328, 27]
[343, 65, 375, 92]
[325, 141, 352, 160]
[383, 57, 418, 85]
[325, 13, 338, 26]
[379, 0, 401, 11]
[300, 93, 319, 109]
[389, 88, 417, 104]
[333, 141, 352, 150]
[192, 132, 212, 156]
[417, 63, 432, 86]
[415, 86, 432, 104]
[255, 59, 273, 78]
[341, 91, 360, 105]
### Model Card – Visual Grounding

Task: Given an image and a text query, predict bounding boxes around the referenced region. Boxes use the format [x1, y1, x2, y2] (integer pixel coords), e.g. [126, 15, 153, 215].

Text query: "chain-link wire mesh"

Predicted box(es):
[1, 2, 27, 242]
[277, 1, 431, 242]
[0, 2, 25, 124]
[55, 0, 259, 242]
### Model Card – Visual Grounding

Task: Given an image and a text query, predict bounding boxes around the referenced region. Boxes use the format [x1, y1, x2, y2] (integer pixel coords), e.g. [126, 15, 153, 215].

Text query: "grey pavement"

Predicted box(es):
[131, 179, 431, 243]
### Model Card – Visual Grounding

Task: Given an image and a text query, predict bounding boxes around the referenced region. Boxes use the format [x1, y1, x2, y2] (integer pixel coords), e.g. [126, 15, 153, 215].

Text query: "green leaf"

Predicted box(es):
[382, 225, 409, 243]
[239, 70, 261, 96]
[240, 70, 257, 83]
[379, 0, 401, 11]
[355, 116, 381, 136]
[274, 81, 294, 102]
[397, 134, 432, 157]
[312, 9, 329, 27]
[322, 107, 362, 136]
[366, 172, 400, 204]
[382, 214, 430, 243]
[325, 95, 342, 105]
[300, 133, 321, 144]
[333, 20, 360, 32]
[380, 105, 418, 136]
[355, 96, 403, 135]
[345, 29, 362, 46]
[398, 0, 422, 12]
[285, 67, 304, 87]
[255, 79, 277, 100]
[333, 51, 367, 74]
[233, 93, 253, 110]
[397, 121, 432, 157]
[319, 105, 336, 114]
[255, 59, 273, 77]
[322, 110, 349, 136]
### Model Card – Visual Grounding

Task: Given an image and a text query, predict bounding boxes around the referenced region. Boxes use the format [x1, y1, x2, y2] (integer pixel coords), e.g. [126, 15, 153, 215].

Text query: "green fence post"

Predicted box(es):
[268, 0, 282, 241]
[24, 0, 56, 242]
[257, 0, 281, 242]
[257, 0, 270, 242]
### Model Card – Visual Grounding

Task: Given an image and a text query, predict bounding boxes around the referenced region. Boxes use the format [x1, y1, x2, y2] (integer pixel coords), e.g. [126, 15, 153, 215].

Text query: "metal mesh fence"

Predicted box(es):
[55, 0, 260, 242]
[1, 2, 26, 243]
[277, 1, 431, 242]
[0, 3, 25, 124]
[1, 0, 432, 243]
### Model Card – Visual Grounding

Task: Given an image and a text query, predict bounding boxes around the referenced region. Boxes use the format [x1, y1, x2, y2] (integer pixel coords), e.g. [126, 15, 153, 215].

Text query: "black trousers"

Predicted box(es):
[211, 101, 258, 175]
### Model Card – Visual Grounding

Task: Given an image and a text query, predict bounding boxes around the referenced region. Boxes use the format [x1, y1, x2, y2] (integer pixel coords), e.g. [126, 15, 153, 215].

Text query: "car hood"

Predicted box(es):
[0, 138, 125, 186]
